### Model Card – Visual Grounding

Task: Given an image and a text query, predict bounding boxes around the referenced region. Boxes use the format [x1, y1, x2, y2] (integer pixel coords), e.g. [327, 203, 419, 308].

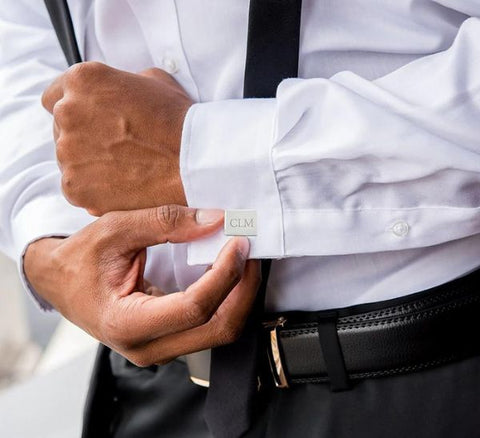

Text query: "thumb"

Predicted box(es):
[98, 205, 224, 253]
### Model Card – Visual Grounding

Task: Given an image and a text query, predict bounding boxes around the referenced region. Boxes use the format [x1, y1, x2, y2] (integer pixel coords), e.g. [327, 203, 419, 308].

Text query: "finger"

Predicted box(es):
[205, 258, 261, 339]
[41, 74, 66, 113]
[126, 259, 261, 366]
[112, 237, 250, 345]
[99, 205, 224, 253]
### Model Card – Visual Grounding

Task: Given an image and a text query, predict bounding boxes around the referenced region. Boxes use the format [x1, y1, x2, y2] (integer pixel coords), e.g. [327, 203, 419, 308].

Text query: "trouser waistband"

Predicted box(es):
[186, 268, 480, 391]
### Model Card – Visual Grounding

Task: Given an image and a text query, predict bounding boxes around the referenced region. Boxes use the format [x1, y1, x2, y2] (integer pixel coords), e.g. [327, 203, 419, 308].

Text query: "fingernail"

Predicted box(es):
[236, 237, 250, 258]
[195, 209, 224, 225]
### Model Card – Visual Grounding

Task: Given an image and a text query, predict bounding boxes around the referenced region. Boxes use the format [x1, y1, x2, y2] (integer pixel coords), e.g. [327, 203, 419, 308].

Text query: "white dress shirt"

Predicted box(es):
[0, 0, 479, 312]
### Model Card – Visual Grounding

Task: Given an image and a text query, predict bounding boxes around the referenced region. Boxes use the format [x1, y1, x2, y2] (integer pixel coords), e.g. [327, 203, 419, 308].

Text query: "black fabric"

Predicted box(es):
[108, 352, 480, 438]
[204, 260, 272, 437]
[86, 267, 480, 438]
[243, 0, 303, 98]
[81, 345, 116, 438]
[107, 272, 480, 436]
[109, 357, 210, 438]
[204, 0, 302, 436]
[275, 268, 480, 385]
[43, 0, 81, 66]
[316, 312, 350, 391]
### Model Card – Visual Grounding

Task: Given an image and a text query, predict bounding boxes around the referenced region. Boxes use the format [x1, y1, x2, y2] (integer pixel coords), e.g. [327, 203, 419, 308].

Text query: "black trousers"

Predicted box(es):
[100, 351, 480, 438]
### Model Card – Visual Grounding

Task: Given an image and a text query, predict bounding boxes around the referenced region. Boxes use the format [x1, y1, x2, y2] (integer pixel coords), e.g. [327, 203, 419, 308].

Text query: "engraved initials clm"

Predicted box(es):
[229, 218, 254, 228]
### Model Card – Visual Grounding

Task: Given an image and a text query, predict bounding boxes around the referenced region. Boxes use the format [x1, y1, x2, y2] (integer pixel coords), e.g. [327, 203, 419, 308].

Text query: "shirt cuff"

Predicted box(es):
[12, 195, 93, 311]
[180, 98, 282, 265]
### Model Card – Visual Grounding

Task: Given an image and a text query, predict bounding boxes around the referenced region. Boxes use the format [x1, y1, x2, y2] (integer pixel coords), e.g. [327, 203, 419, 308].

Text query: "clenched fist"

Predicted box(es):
[41, 62, 193, 216]
[24, 206, 260, 366]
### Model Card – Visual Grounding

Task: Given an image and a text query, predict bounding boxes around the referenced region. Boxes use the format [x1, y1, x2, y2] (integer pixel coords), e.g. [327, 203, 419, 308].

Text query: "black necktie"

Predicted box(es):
[204, 1, 302, 437]
[44, 0, 82, 66]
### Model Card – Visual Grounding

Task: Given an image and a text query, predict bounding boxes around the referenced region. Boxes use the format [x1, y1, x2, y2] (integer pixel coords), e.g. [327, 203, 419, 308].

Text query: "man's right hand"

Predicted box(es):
[23, 206, 260, 366]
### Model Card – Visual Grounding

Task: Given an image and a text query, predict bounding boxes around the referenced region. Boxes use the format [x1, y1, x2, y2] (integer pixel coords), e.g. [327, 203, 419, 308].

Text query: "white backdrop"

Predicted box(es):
[0, 252, 39, 387]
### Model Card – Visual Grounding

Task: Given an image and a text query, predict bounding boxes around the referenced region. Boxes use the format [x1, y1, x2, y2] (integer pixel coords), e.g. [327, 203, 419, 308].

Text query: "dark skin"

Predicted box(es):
[41, 62, 191, 216]
[25, 207, 260, 367]
[24, 63, 259, 366]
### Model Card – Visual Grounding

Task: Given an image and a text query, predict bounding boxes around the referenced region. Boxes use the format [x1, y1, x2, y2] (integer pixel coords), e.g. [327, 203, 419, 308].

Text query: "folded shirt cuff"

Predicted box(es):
[12, 195, 93, 311]
[180, 98, 283, 265]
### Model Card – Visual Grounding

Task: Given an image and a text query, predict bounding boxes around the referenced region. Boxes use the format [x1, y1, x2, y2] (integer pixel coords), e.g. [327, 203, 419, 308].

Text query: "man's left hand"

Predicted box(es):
[42, 62, 193, 216]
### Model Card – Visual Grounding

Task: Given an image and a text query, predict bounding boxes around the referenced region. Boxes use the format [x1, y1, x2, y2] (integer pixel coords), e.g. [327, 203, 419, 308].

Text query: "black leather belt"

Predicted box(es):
[262, 268, 480, 391]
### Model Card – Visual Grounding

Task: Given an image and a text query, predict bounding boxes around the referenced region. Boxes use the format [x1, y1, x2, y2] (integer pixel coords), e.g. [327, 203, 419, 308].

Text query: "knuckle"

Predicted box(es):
[106, 328, 127, 349]
[224, 264, 242, 285]
[141, 67, 159, 76]
[55, 138, 67, 164]
[55, 135, 76, 169]
[61, 177, 95, 213]
[184, 295, 212, 327]
[66, 63, 86, 84]
[126, 352, 153, 368]
[60, 170, 75, 198]
[61, 170, 85, 209]
[41, 90, 50, 110]
[101, 312, 135, 350]
[141, 67, 167, 79]
[98, 211, 122, 234]
[86, 61, 106, 70]
[94, 211, 126, 244]
[52, 99, 73, 122]
[87, 207, 103, 217]
[66, 61, 105, 85]
[155, 205, 182, 233]
[100, 210, 117, 224]
[116, 336, 137, 352]
[217, 321, 242, 346]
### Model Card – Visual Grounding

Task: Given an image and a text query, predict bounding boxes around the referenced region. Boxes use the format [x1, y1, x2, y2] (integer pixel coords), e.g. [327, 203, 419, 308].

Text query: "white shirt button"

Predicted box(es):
[162, 57, 179, 74]
[391, 220, 409, 237]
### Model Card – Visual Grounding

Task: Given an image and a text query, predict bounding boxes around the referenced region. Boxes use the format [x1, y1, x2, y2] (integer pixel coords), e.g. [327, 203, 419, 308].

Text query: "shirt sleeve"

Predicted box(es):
[180, 13, 480, 265]
[0, 1, 94, 309]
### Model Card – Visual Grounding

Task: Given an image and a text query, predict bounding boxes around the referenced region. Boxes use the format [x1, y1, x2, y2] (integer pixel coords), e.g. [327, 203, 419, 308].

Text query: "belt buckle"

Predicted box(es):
[263, 316, 289, 388]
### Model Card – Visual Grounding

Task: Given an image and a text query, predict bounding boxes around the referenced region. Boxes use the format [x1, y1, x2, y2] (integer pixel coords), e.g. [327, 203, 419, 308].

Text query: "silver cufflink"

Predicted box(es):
[224, 210, 257, 236]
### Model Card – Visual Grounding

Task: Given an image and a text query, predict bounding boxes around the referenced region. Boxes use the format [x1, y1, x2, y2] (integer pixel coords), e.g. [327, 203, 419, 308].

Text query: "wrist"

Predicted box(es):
[154, 103, 190, 207]
[24, 237, 64, 307]
[171, 101, 191, 206]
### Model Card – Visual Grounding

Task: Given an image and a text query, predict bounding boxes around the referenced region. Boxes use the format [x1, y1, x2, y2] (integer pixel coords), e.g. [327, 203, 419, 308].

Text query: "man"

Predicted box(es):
[1, 1, 480, 437]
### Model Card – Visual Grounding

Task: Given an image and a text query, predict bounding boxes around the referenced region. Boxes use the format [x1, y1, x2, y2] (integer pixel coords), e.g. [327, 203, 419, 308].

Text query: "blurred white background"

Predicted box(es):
[0, 251, 98, 437]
